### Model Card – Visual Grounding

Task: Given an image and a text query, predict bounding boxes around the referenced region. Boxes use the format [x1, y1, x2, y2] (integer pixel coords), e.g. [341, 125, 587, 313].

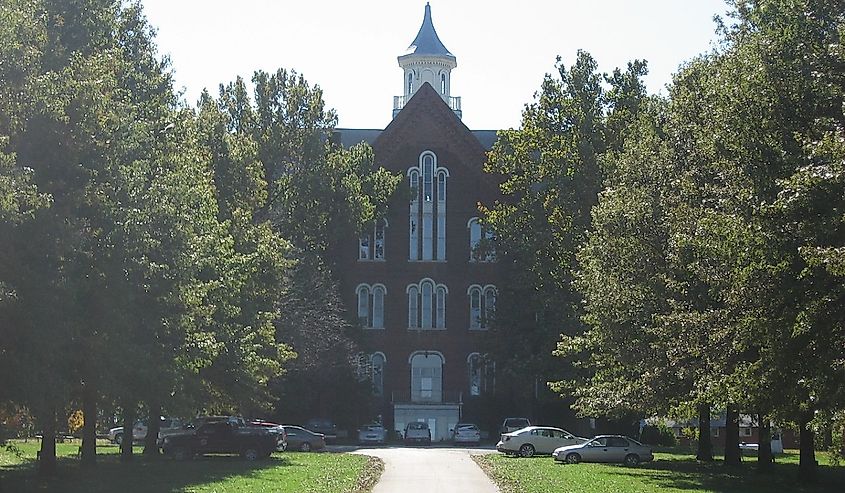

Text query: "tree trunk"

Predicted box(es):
[37, 407, 57, 475]
[143, 399, 161, 457]
[757, 414, 772, 471]
[798, 412, 817, 483]
[724, 406, 741, 466]
[120, 402, 135, 462]
[81, 380, 97, 467]
[696, 403, 714, 461]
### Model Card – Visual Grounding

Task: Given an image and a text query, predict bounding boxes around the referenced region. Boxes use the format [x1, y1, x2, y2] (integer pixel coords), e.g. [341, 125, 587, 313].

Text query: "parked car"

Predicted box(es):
[500, 417, 531, 433]
[283, 425, 326, 452]
[108, 417, 184, 445]
[161, 420, 277, 461]
[250, 421, 288, 451]
[404, 421, 431, 445]
[496, 426, 585, 457]
[553, 435, 654, 466]
[451, 423, 481, 445]
[305, 418, 338, 441]
[357, 424, 387, 445]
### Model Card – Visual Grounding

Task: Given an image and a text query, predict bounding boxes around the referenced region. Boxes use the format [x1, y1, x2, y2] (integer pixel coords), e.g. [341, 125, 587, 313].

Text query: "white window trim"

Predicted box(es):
[467, 284, 496, 330]
[357, 283, 387, 330]
[406, 279, 448, 331]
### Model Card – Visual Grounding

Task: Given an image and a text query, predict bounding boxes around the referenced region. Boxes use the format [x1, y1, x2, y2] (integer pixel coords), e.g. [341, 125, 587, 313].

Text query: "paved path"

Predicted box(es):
[351, 446, 500, 493]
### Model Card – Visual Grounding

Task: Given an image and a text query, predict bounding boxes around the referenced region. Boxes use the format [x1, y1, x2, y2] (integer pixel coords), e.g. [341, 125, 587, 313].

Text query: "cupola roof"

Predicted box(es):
[403, 3, 455, 60]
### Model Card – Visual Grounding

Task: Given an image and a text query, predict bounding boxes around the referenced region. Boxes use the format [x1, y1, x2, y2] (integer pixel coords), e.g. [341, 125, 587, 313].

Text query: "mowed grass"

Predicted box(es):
[0, 439, 382, 493]
[473, 449, 844, 493]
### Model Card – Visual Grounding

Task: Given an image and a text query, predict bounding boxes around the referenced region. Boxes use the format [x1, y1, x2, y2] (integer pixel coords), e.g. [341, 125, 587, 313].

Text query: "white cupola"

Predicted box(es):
[393, 3, 461, 119]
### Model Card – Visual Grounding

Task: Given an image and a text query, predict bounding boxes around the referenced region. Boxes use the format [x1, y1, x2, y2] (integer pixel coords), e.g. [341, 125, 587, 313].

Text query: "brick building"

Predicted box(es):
[335, 4, 502, 440]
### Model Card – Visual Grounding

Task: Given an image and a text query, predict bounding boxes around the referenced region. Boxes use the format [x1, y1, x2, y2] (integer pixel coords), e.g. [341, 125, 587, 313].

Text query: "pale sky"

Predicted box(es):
[141, 0, 730, 130]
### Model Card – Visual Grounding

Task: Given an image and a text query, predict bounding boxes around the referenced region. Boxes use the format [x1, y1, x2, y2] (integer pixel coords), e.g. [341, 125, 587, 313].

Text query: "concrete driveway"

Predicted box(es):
[349, 446, 500, 493]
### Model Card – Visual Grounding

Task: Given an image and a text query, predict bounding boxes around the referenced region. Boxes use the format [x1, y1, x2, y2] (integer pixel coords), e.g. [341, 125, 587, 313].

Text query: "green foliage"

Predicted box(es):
[641, 423, 678, 447]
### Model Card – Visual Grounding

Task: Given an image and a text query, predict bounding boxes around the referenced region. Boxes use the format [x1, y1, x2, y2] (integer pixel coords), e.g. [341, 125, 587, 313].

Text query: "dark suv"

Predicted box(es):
[162, 420, 277, 460]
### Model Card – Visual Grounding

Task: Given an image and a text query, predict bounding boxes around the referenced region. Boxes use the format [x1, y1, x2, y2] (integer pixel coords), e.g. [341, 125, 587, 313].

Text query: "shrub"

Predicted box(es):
[640, 423, 677, 446]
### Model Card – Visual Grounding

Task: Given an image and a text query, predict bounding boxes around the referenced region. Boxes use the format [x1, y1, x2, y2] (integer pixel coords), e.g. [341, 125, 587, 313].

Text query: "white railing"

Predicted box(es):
[393, 95, 462, 118]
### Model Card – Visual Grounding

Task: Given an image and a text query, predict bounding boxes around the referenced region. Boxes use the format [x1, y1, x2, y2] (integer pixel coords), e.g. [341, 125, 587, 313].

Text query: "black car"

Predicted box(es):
[162, 421, 277, 460]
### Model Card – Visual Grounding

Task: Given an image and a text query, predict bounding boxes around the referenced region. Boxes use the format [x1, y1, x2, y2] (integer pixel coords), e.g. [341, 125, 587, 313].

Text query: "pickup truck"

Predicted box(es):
[161, 420, 278, 460]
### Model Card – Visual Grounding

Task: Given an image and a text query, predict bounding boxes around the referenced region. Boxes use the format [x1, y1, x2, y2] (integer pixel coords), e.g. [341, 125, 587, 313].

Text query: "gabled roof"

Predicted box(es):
[402, 3, 455, 61]
[373, 83, 499, 190]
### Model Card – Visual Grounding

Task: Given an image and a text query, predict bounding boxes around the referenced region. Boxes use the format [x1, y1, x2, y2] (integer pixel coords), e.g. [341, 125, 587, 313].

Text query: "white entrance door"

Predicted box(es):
[428, 418, 437, 442]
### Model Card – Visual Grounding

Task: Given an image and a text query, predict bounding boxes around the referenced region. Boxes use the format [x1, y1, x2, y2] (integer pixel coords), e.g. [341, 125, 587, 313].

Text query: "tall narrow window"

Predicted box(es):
[359, 235, 370, 260]
[435, 286, 446, 329]
[408, 286, 419, 328]
[357, 286, 370, 327]
[408, 72, 413, 94]
[423, 155, 433, 202]
[409, 153, 447, 261]
[468, 353, 481, 396]
[359, 220, 386, 261]
[484, 287, 496, 328]
[468, 218, 495, 261]
[374, 220, 386, 260]
[372, 286, 385, 328]
[421, 281, 433, 329]
[468, 285, 496, 330]
[469, 287, 481, 329]
[371, 353, 385, 396]
[440, 73, 447, 94]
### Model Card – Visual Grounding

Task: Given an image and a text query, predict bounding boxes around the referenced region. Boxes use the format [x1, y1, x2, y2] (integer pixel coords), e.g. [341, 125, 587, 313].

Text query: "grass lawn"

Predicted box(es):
[0, 439, 382, 493]
[474, 449, 844, 493]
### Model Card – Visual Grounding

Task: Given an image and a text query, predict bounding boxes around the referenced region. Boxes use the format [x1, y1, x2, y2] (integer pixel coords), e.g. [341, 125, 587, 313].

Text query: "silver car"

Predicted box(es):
[451, 423, 481, 445]
[357, 424, 387, 444]
[553, 435, 654, 466]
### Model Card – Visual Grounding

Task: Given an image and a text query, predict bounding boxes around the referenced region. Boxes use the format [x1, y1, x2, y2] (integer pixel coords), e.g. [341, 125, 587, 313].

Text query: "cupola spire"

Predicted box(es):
[393, 3, 461, 119]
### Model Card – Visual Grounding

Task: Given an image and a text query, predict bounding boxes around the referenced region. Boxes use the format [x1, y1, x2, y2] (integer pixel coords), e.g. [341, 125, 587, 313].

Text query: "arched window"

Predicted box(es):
[440, 73, 447, 94]
[371, 353, 385, 396]
[421, 281, 433, 329]
[410, 351, 444, 402]
[407, 72, 413, 94]
[359, 219, 387, 261]
[357, 284, 386, 329]
[409, 152, 448, 261]
[408, 279, 448, 330]
[373, 285, 385, 328]
[468, 284, 496, 330]
[468, 217, 495, 262]
[357, 285, 370, 326]
[469, 286, 482, 329]
[467, 353, 495, 396]
[436, 286, 447, 329]
[408, 285, 419, 328]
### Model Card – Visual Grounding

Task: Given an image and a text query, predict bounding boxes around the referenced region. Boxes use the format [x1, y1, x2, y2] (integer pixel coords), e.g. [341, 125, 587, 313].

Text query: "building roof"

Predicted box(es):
[335, 127, 500, 151]
[403, 3, 455, 60]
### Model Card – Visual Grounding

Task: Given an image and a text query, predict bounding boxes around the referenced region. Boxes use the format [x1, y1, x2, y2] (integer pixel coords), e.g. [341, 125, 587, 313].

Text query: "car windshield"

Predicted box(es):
[457, 424, 477, 431]
[407, 423, 427, 430]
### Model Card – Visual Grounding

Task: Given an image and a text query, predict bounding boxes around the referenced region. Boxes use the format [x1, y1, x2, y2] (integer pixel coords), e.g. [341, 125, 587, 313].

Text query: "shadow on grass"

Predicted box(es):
[0, 451, 291, 493]
[594, 457, 845, 493]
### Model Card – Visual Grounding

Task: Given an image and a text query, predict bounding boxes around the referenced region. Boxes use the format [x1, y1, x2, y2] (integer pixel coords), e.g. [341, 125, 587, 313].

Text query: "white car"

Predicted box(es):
[108, 417, 184, 445]
[496, 426, 585, 457]
[451, 423, 481, 445]
[553, 435, 654, 466]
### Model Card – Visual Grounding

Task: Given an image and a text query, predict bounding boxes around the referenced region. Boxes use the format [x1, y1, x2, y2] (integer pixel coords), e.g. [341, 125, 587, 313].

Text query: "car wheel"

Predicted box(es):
[624, 454, 640, 466]
[518, 444, 535, 458]
[114, 433, 123, 446]
[242, 447, 260, 461]
[566, 452, 581, 464]
[300, 442, 312, 452]
[172, 446, 191, 461]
